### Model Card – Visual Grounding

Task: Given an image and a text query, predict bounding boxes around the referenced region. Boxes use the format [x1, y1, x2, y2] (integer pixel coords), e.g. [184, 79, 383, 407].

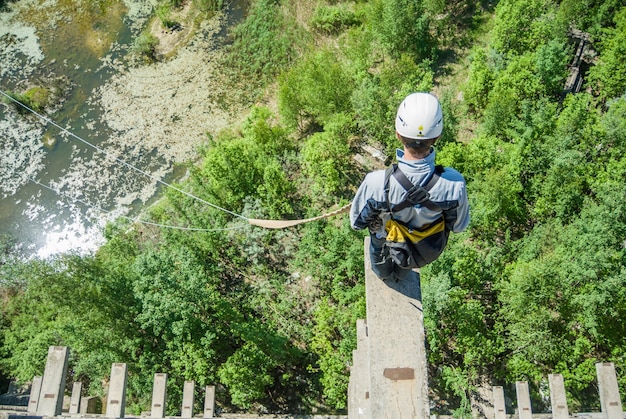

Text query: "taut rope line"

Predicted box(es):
[0, 88, 246, 221]
[29, 177, 247, 232]
[2, 88, 351, 229]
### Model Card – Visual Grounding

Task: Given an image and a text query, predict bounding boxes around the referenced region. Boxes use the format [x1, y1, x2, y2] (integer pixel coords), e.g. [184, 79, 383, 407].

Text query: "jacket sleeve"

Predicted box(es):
[350, 172, 387, 230]
[450, 181, 470, 233]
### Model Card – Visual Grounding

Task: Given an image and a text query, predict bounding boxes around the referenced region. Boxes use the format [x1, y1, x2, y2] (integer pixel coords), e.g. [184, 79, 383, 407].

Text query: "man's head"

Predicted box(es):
[395, 92, 443, 156]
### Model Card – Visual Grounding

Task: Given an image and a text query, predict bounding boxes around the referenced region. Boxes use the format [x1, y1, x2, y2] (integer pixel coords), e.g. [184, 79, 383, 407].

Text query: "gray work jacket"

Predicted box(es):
[350, 148, 470, 238]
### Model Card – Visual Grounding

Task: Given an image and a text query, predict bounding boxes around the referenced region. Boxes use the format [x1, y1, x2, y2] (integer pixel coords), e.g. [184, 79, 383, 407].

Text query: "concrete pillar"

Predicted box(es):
[69, 382, 82, 414]
[27, 376, 42, 413]
[105, 363, 127, 418]
[37, 346, 70, 416]
[203, 386, 215, 418]
[492, 386, 506, 419]
[151, 373, 167, 419]
[349, 319, 370, 419]
[363, 236, 429, 418]
[515, 381, 532, 419]
[181, 380, 194, 418]
[596, 362, 623, 419]
[548, 374, 569, 419]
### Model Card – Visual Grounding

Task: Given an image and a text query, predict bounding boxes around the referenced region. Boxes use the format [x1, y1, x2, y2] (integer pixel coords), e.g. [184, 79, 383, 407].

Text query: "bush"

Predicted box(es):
[311, 4, 359, 34]
[132, 32, 159, 62]
[278, 49, 353, 131]
[2, 87, 49, 113]
[227, 0, 296, 81]
[193, 0, 223, 11]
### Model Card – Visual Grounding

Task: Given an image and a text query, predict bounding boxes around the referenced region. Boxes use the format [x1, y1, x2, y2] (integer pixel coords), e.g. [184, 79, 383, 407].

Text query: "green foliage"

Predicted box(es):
[311, 3, 360, 34]
[227, 0, 297, 81]
[490, 0, 562, 56]
[463, 47, 494, 116]
[300, 113, 355, 199]
[2, 88, 49, 113]
[293, 218, 365, 409]
[132, 31, 159, 62]
[217, 342, 276, 409]
[193, 0, 223, 11]
[351, 54, 434, 152]
[587, 8, 626, 102]
[278, 49, 353, 131]
[195, 107, 295, 216]
[368, 0, 434, 60]
[156, 3, 177, 29]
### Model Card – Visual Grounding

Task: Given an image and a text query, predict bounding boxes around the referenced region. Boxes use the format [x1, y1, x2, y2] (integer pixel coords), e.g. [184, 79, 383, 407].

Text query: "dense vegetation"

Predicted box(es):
[2, 0, 626, 416]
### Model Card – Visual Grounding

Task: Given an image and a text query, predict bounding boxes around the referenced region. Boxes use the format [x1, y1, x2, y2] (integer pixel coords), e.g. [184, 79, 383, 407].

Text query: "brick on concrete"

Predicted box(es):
[515, 381, 532, 419]
[596, 362, 623, 419]
[150, 374, 167, 419]
[37, 346, 69, 417]
[548, 374, 569, 419]
[181, 381, 194, 418]
[363, 236, 429, 419]
[203, 386, 215, 419]
[105, 363, 127, 418]
[26, 376, 42, 413]
[69, 382, 82, 414]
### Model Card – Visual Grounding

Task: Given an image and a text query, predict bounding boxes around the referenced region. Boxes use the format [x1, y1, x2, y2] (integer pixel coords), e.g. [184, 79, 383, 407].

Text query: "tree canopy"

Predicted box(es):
[2, 0, 626, 415]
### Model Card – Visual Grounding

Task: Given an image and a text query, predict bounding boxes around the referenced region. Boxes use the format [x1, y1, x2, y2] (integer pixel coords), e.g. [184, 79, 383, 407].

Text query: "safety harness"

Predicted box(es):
[383, 164, 454, 269]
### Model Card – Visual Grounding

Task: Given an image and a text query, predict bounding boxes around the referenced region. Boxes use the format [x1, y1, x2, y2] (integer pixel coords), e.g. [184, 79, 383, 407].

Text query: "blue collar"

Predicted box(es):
[395, 148, 436, 174]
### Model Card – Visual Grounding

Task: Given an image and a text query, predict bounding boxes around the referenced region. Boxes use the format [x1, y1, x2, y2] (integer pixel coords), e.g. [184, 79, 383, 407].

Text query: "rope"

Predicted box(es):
[2, 88, 352, 230]
[248, 202, 352, 229]
[0, 88, 247, 221]
[29, 177, 246, 232]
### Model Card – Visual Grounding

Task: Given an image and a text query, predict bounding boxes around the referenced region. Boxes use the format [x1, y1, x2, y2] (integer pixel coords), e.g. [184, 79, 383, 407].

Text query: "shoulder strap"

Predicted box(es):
[389, 164, 444, 212]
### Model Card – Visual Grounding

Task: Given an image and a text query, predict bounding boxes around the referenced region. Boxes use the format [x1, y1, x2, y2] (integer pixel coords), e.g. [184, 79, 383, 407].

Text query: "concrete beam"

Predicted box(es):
[69, 382, 82, 414]
[37, 346, 69, 417]
[596, 362, 623, 419]
[515, 381, 532, 419]
[26, 376, 42, 414]
[151, 374, 167, 419]
[203, 386, 215, 419]
[181, 381, 194, 418]
[492, 386, 506, 419]
[105, 363, 127, 418]
[363, 236, 429, 418]
[349, 318, 371, 419]
[548, 374, 569, 419]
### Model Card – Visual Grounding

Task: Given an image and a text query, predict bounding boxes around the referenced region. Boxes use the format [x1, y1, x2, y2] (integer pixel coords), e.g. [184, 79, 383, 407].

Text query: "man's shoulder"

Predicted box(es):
[439, 166, 466, 183]
[363, 169, 388, 184]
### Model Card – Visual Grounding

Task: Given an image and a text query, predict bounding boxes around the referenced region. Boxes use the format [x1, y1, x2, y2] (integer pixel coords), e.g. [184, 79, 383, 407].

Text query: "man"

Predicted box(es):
[350, 92, 470, 282]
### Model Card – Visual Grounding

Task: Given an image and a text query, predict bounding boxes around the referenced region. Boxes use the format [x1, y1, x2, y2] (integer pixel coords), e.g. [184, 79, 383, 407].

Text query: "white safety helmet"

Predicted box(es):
[395, 92, 443, 140]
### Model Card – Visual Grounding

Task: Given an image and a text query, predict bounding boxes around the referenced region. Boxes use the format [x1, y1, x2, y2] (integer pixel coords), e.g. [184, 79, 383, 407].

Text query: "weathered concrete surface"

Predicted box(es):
[348, 319, 370, 419]
[150, 374, 167, 419]
[363, 236, 429, 419]
[38, 347, 69, 417]
[515, 381, 532, 419]
[596, 362, 623, 419]
[69, 383, 82, 415]
[105, 363, 127, 418]
[203, 385, 215, 419]
[549, 374, 569, 419]
[181, 381, 194, 418]
[26, 377, 42, 414]
[492, 386, 506, 419]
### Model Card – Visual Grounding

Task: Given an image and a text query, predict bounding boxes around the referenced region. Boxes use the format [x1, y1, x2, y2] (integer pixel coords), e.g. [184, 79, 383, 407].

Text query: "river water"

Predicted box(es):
[0, 0, 248, 258]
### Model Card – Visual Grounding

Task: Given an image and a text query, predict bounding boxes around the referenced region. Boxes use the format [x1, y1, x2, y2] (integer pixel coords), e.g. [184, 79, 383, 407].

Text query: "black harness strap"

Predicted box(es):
[386, 164, 444, 212]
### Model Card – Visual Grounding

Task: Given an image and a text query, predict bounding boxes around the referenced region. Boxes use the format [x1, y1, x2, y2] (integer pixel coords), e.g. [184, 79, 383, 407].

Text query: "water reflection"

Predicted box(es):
[1, 0, 248, 259]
